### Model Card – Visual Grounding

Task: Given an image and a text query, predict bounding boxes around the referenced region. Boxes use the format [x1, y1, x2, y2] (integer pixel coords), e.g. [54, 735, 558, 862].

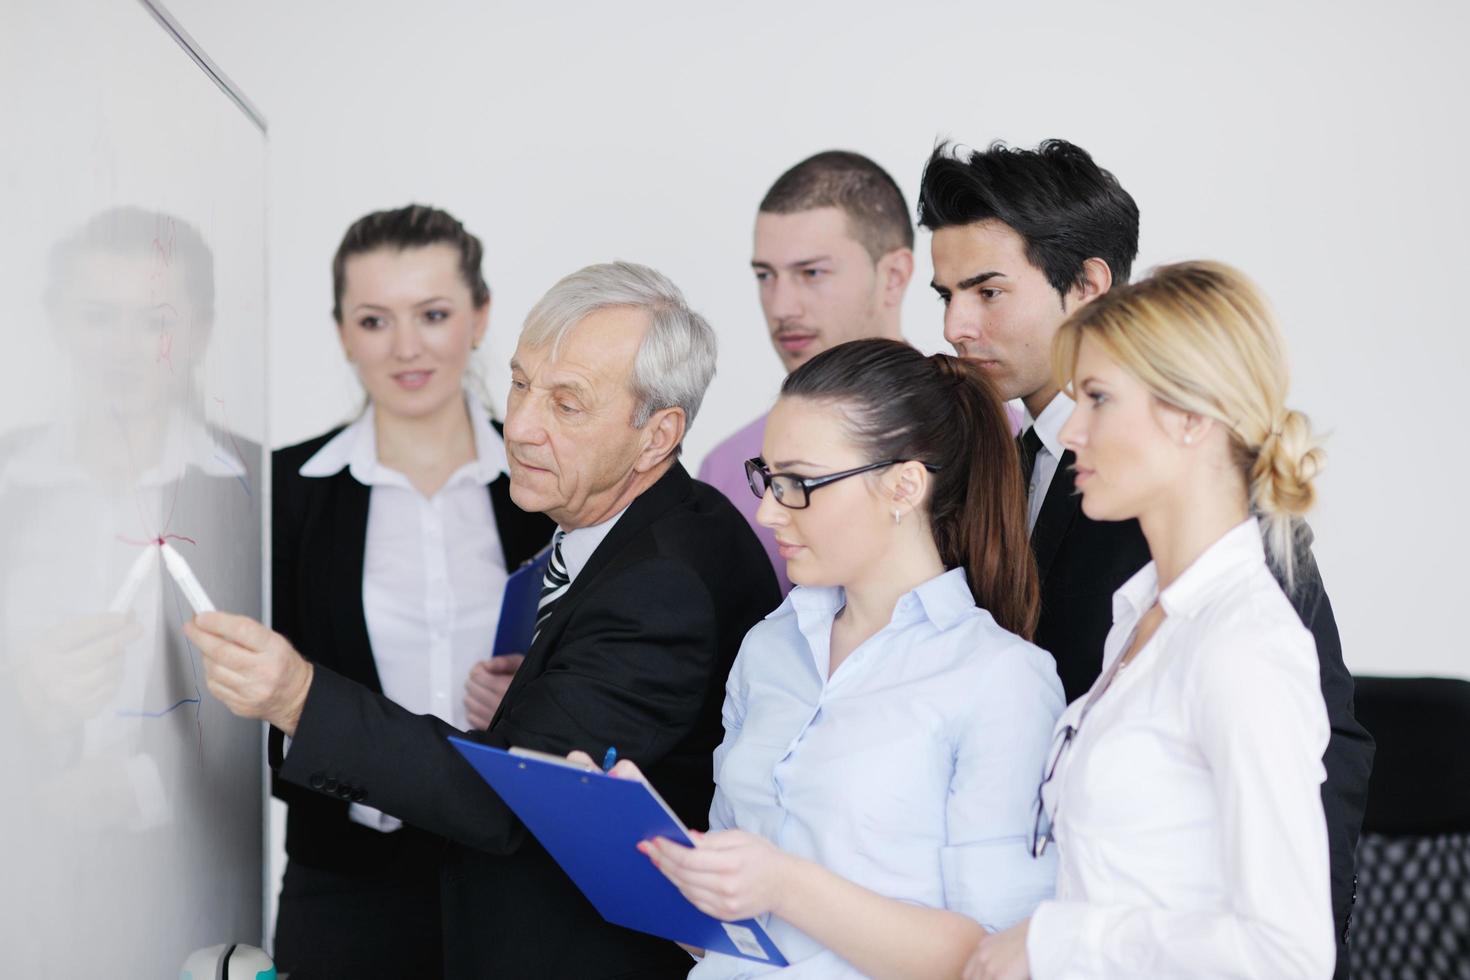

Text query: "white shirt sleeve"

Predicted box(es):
[1028, 620, 1335, 979]
[939, 644, 1060, 931]
[707, 638, 750, 835]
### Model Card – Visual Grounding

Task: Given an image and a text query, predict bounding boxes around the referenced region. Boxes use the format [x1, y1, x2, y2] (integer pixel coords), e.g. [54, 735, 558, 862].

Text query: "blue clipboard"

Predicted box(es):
[447, 738, 788, 966]
[492, 546, 551, 656]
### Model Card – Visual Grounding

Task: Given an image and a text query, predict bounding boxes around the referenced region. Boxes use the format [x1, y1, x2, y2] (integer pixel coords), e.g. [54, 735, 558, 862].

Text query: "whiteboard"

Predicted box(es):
[0, 1, 266, 974]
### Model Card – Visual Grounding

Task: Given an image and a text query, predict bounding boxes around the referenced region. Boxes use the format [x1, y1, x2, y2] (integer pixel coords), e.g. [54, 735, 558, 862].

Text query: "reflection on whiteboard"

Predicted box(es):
[0, 2, 265, 974]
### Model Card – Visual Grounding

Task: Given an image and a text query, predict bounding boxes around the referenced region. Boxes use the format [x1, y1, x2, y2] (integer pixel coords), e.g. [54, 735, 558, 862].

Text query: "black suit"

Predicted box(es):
[277, 462, 780, 979]
[1032, 447, 1375, 979]
[270, 424, 555, 978]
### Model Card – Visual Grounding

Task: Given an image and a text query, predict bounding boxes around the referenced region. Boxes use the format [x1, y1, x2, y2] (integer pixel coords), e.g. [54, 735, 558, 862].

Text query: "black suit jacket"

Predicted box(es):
[277, 463, 780, 979]
[270, 424, 555, 873]
[1033, 449, 1375, 978]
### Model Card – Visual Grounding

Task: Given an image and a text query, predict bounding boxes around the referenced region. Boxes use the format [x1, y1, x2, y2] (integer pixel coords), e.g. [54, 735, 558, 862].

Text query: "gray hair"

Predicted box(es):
[520, 261, 717, 442]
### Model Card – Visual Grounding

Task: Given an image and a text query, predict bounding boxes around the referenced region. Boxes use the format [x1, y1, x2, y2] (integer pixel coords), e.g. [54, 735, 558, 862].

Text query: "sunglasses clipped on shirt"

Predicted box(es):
[744, 457, 941, 510]
[1029, 633, 1136, 858]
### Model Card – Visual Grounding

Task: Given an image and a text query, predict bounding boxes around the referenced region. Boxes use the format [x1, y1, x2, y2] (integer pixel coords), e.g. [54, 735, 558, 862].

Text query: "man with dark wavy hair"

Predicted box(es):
[920, 139, 1371, 978]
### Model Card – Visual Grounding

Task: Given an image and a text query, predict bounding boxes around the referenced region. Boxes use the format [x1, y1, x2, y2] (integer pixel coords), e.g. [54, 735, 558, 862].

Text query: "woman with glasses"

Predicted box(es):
[965, 262, 1335, 980]
[592, 338, 1064, 978]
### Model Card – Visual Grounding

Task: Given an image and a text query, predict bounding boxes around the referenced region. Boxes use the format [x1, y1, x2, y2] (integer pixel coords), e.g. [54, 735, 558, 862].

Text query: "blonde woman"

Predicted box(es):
[967, 262, 1336, 979]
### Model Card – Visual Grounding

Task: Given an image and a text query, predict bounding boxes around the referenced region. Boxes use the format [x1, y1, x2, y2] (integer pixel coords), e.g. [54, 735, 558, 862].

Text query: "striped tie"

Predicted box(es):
[533, 530, 570, 643]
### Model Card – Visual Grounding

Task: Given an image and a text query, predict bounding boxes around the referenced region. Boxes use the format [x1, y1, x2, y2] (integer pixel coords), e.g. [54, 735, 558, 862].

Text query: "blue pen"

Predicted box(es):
[601, 746, 618, 771]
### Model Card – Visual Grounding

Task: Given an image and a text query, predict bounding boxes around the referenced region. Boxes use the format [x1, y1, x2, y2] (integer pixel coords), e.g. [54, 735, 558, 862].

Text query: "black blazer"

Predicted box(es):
[1033, 450, 1375, 978]
[276, 463, 780, 979]
[270, 423, 555, 872]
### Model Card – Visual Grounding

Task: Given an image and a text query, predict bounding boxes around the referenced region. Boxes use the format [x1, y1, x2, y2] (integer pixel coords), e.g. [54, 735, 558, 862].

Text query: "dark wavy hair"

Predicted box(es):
[782, 338, 1038, 638]
[918, 139, 1139, 299]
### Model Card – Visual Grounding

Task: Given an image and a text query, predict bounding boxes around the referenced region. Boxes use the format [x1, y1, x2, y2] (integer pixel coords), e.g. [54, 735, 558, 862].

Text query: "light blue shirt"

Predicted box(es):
[693, 568, 1064, 979]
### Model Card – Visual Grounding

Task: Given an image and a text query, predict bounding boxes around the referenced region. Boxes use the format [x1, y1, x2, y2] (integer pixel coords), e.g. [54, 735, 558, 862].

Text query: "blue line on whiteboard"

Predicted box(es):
[172, 583, 207, 764]
[214, 451, 254, 499]
[117, 696, 200, 718]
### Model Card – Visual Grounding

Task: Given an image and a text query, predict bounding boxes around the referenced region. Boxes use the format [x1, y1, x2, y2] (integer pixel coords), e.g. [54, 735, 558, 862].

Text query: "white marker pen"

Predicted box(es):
[108, 544, 160, 614]
[160, 541, 215, 614]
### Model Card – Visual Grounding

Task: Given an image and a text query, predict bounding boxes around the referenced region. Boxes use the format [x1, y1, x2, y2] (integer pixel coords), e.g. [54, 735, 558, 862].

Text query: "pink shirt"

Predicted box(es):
[696, 412, 792, 597]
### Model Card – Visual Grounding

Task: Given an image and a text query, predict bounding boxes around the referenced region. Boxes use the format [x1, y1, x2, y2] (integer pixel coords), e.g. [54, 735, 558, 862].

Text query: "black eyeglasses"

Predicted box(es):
[744, 457, 941, 510]
[1029, 639, 1133, 858]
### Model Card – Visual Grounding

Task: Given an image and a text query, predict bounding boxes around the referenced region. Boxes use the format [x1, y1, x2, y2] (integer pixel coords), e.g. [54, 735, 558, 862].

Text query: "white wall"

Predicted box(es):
[164, 0, 1470, 950]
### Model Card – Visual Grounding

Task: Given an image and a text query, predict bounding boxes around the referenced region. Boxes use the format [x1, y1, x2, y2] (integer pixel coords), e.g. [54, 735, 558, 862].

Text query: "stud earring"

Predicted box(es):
[892, 509, 902, 525]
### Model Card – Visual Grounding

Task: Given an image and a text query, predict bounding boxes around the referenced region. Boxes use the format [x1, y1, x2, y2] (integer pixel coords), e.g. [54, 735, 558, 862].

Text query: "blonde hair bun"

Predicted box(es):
[1251, 408, 1325, 523]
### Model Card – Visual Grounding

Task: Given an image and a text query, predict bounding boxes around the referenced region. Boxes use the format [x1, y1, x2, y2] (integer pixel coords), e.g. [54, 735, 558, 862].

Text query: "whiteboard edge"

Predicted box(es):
[136, 0, 269, 134]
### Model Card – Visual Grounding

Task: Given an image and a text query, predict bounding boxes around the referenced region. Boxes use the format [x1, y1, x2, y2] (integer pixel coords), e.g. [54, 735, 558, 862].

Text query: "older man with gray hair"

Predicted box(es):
[187, 262, 780, 979]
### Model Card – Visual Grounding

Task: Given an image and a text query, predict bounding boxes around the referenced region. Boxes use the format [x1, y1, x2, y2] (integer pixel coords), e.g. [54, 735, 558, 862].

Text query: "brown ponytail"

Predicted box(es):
[781, 339, 1039, 638]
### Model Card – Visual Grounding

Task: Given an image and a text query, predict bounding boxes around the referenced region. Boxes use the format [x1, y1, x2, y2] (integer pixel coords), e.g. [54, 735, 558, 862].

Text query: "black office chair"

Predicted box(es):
[1350, 676, 1470, 980]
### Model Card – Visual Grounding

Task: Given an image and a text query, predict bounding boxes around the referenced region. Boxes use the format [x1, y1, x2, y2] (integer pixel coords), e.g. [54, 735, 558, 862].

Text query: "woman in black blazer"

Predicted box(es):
[269, 205, 553, 979]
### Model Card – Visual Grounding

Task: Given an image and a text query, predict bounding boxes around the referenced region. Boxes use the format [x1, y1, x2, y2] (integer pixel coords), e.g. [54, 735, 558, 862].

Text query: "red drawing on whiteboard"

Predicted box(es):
[151, 217, 176, 277]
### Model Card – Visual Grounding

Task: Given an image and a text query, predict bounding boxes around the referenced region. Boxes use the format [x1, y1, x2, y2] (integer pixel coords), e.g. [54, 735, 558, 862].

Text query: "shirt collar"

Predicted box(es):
[1023, 391, 1074, 461]
[778, 566, 975, 637]
[909, 567, 978, 631]
[1110, 517, 1267, 624]
[558, 506, 629, 583]
[1159, 518, 1267, 618]
[298, 390, 509, 489]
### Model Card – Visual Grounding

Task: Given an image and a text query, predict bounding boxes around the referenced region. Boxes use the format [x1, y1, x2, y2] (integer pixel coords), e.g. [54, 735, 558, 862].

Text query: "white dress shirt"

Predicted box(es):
[693, 568, 1065, 979]
[1023, 392, 1073, 533]
[555, 505, 628, 583]
[1027, 519, 1335, 979]
[299, 393, 511, 832]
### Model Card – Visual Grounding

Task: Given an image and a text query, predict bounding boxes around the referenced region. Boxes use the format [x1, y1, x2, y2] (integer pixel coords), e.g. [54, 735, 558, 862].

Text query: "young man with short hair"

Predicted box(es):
[698, 150, 915, 594]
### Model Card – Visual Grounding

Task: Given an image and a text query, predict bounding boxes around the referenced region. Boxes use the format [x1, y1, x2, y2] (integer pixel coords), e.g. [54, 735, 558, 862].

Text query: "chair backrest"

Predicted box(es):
[1349, 676, 1470, 979]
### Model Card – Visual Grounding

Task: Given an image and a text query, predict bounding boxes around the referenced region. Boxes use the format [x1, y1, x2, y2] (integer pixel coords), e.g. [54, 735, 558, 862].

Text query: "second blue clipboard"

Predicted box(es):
[447, 738, 788, 966]
[491, 546, 551, 656]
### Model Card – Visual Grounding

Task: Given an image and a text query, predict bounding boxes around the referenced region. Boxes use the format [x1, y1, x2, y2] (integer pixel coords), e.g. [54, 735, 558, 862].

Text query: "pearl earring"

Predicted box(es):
[892, 509, 902, 525]
[1184, 433, 1194, 445]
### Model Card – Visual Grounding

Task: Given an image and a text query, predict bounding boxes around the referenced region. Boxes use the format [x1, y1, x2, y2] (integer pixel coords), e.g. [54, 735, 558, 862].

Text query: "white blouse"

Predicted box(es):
[1027, 519, 1335, 978]
[298, 393, 511, 832]
[694, 568, 1064, 979]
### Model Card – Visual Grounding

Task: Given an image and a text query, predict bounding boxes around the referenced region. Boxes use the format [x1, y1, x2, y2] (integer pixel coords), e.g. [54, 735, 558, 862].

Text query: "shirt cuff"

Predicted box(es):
[348, 802, 403, 834]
